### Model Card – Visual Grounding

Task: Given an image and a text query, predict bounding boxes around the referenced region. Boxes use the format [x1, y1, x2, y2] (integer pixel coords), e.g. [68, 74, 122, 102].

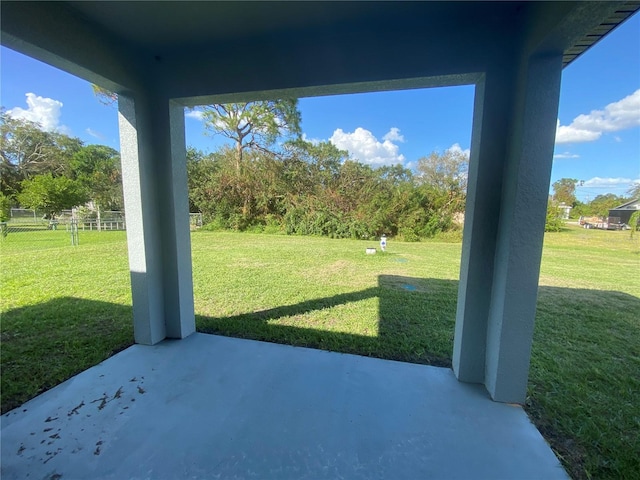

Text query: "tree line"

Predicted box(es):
[1, 101, 468, 240]
[189, 99, 467, 240]
[5, 88, 637, 237]
[187, 141, 467, 240]
[1, 109, 122, 221]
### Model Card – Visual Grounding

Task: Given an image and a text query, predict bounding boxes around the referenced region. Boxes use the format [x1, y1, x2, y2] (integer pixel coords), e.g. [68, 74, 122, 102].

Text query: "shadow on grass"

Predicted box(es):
[2, 282, 639, 479]
[0, 282, 640, 478]
[0, 298, 134, 414]
[1, 275, 456, 413]
[197, 275, 458, 368]
[195, 280, 640, 479]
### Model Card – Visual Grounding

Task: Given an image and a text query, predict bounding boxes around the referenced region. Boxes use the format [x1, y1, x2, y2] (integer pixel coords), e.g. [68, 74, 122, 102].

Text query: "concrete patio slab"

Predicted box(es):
[1, 333, 567, 479]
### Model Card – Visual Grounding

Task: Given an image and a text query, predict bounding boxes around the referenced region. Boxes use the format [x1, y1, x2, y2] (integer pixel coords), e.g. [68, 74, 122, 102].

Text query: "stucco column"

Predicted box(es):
[118, 94, 195, 345]
[454, 53, 562, 403]
[484, 53, 562, 402]
[453, 66, 515, 385]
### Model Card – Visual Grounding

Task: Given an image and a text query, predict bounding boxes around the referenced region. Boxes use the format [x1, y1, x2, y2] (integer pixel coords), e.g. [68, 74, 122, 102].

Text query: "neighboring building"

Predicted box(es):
[557, 203, 572, 220]
[608, 198, 640, 225]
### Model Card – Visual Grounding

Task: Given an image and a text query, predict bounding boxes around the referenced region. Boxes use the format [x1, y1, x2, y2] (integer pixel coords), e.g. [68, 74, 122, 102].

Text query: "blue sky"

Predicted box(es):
[1, 13, 638, 202]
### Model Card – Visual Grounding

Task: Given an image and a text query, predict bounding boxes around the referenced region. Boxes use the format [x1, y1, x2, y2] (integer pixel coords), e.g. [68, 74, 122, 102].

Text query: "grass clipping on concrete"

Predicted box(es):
[1, 226, 639, 479]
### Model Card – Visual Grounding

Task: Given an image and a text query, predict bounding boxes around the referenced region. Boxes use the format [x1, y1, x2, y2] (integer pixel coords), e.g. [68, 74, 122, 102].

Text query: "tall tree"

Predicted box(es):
[552, 178, 578, 206]
[416, 149, 468, 193]
[70, 145, 123, 210]
[90, 86, 303, 172]
[17, 173, 88, 219]
[416, 148, 469, 214]
[284, 139, 346, 190]
[377, 164, 413, 186]
[199, 100, 302, 171]
[186, 147, 217, 213]
[590, 193, 627, 217]
[1, 110, 84, 197]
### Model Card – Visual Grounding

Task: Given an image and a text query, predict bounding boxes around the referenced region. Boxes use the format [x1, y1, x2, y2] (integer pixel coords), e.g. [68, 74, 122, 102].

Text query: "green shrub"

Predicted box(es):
[245, 223, 265, 234]
[434, 226, 464, 243]
[263, 215, 284, 235]
[0, 192, 10, 222]
[202, 217, 227, 231]
[545, 202, 565, 232]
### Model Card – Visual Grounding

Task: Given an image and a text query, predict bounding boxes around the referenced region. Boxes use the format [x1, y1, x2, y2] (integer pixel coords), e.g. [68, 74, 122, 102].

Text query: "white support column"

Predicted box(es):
[453, 67, 516, 384]
[118, 94, 195, 345]
[484, 53, 562, 403]
[162, 102, 196, 339]
[453, 53, 562, 403]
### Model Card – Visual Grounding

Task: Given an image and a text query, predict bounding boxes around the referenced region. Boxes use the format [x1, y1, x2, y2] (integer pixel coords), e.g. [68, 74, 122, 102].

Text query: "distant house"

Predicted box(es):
[608, 198, 640, 225]
[557, 203, 572, 220]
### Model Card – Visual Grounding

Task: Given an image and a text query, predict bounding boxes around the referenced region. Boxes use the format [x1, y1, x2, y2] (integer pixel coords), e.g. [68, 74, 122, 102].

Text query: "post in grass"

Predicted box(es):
[380, 234, 387, 252]
[70, 218, 79, 246]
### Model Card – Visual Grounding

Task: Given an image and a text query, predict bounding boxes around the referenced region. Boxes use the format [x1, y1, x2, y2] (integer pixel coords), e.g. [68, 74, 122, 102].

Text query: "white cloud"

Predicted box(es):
[329, 127, 405, 166]
[446, 143, 470, 158]
[581, 177, 638, 188]
[301, 133, 321, 145]
[556, 122, 601, 143]
[85, 128, 105, 140]
[553, 151, 580, 159]
[556, 89, 640, 144]
[185, 109, 204, 120]
[382, 127, 405, 143]
[7, 92, 69, 133]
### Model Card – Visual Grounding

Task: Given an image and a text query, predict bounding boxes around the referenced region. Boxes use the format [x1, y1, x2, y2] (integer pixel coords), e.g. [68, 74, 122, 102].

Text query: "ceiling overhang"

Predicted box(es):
[1, 1, 638, 104]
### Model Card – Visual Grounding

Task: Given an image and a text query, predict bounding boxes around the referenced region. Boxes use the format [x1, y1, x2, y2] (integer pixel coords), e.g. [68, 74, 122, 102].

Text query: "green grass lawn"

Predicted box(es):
[1, 225, 638, 479]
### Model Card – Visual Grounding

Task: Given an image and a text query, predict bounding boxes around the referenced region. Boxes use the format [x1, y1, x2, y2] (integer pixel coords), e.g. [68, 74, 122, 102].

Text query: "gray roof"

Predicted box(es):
[611, 198, 640, 211]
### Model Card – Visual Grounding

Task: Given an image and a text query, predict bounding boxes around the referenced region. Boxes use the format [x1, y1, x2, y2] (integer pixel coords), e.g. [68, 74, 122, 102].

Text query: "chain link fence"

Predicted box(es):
[190, 213, 203, 230]
[3, 209, 126, 232]
[1, 209, 203, 243]
[1, 209, 127, 245]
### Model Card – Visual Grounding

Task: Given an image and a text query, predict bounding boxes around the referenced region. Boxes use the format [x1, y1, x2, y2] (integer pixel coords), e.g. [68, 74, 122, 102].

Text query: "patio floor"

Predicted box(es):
[1, 333, 567, 479]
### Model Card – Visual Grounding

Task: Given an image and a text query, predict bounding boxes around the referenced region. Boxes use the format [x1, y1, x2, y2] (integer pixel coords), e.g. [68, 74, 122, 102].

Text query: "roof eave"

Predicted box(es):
[563, 1, 640, 68]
